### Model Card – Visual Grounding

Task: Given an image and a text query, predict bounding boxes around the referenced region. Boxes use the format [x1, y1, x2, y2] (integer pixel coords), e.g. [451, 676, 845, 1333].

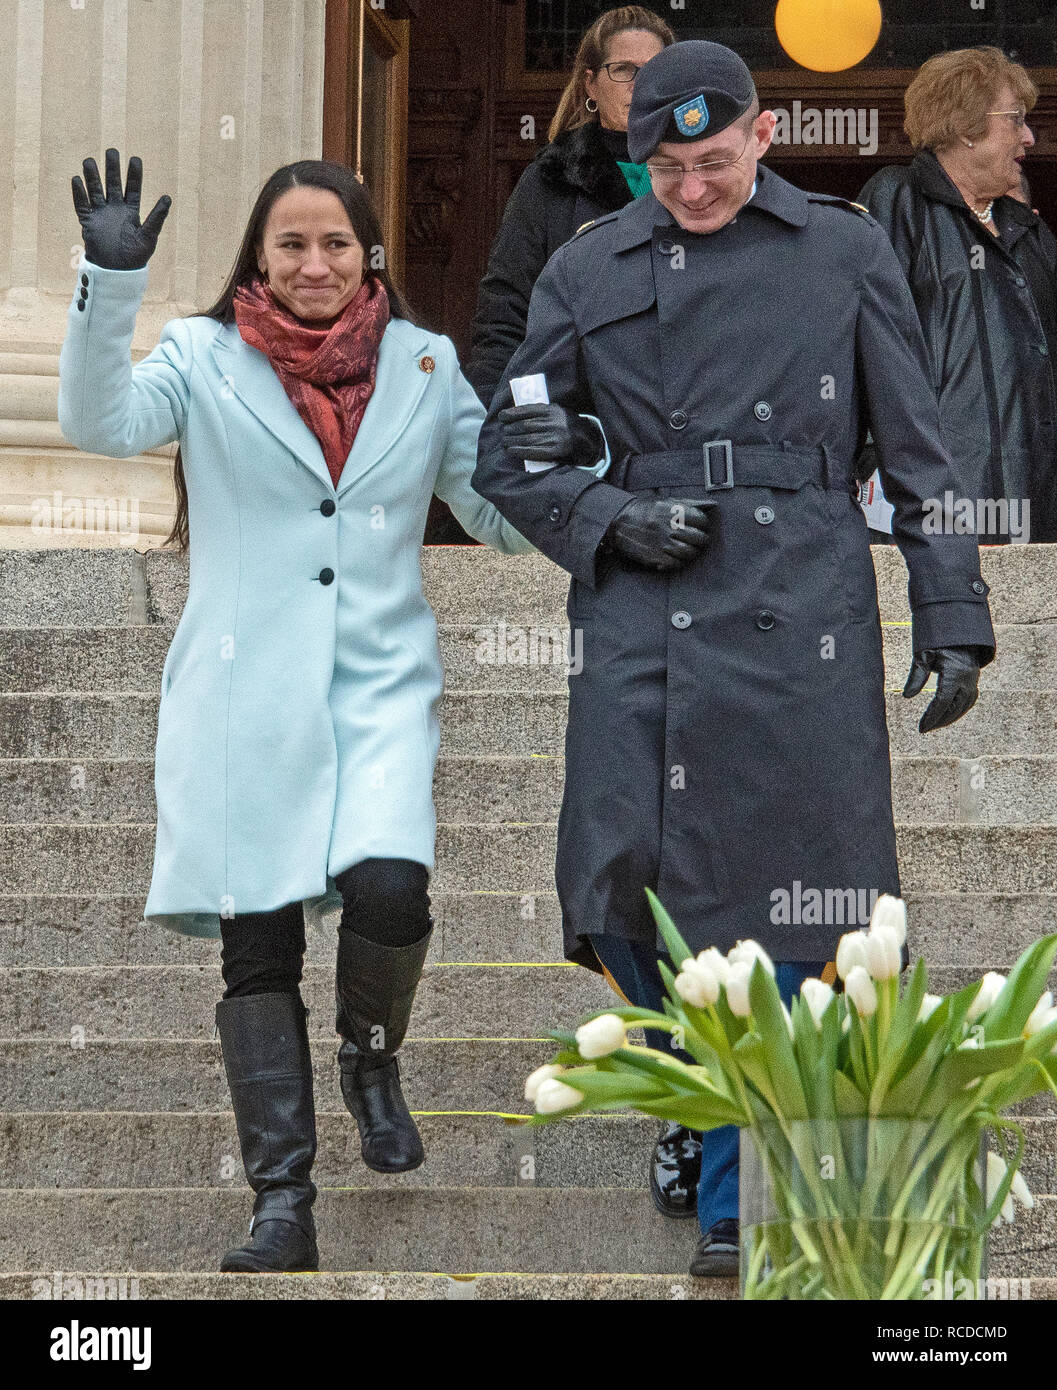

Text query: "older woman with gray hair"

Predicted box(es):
[858, 45, 1057, 544]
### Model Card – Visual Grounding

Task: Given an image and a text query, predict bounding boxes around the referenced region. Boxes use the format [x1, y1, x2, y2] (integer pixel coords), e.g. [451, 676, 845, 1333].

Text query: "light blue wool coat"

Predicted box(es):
[57, 255, 608, 938]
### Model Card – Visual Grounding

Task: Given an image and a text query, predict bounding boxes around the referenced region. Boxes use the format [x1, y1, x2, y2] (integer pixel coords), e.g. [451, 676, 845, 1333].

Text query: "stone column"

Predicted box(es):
[0, 0, 327, 548]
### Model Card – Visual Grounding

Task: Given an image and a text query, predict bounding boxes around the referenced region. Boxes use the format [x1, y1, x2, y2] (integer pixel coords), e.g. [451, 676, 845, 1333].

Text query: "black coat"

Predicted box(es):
[466, 121, 635, 409]
[472, 165, 996, 973]
[859, 150, 1057, 541]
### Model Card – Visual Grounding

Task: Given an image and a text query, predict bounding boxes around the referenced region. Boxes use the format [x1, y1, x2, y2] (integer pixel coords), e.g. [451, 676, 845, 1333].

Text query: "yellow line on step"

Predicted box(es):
[403, 1111, 623, 1121]
[408, 1110, 530, 1119]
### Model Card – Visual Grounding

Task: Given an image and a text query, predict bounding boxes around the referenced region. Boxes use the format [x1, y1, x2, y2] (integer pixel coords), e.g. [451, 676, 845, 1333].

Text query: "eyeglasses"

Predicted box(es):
[646, 127, 755, 183]
[597, 61, 642, 83]
[987, 109, 1029, 129]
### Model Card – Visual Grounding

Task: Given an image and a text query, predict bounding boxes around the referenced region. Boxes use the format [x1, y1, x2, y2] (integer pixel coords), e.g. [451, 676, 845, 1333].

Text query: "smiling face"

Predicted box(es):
[583, 28, 666, 132]
[968, 84, 1036, 199]
[649, 110, 776, 235]
[256, 186, 366, 323]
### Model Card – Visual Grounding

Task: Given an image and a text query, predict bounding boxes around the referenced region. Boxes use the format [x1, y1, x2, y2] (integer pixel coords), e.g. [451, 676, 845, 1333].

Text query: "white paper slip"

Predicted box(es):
[858, 469, 894, 534]
[509, 373, 557, 472]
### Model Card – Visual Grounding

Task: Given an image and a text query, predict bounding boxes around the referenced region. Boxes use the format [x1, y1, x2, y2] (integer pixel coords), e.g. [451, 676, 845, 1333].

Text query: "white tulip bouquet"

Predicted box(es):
[526, 890, 1057, 1299]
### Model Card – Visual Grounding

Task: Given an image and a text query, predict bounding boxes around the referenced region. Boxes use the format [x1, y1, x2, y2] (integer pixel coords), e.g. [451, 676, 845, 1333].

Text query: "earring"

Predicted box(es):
[965, 139, 974, 147]
[585, 97, 598, 112]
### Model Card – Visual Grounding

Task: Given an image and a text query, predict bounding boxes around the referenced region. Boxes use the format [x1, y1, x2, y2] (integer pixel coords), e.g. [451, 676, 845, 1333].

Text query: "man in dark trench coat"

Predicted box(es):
[472, 41, 996, 1277]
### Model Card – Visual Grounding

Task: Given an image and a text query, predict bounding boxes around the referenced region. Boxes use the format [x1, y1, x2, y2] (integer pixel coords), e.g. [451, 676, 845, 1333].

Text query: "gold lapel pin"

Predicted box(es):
[419, 355, 435, 373]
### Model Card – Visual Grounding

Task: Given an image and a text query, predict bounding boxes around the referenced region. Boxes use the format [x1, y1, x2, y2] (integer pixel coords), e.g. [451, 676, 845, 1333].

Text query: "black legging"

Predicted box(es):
[219, 856, 431, 999]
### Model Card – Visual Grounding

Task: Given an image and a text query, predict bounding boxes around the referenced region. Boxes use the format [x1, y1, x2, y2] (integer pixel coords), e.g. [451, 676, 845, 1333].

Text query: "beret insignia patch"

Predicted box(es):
[674, 95, 710, 136]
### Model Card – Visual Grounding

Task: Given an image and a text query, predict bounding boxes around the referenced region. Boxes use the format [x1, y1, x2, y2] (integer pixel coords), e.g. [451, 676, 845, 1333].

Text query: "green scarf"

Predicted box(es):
[616, 159, 652, 199]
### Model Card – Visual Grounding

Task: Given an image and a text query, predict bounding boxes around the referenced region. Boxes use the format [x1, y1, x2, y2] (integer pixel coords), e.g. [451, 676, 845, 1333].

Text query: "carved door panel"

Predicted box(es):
[324, 0, 412, 282]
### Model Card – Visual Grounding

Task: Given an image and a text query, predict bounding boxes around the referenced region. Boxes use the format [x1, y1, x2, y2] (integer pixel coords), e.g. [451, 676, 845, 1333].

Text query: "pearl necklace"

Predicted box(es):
[972, 199, 996, 224]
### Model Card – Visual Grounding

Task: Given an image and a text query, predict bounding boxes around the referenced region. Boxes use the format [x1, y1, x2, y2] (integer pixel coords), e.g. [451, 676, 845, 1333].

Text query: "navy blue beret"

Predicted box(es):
[627, 40, 756, 163]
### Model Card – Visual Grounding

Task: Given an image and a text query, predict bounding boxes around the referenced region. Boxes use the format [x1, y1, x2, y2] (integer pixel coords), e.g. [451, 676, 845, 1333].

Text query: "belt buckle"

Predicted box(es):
[703, 439, 734, 490]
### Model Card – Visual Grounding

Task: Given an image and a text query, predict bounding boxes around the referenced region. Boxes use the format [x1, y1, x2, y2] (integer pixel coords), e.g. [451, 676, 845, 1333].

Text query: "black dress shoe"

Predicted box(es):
[690, 1218, 740, 1277]
[649, 1120, 702, 1218]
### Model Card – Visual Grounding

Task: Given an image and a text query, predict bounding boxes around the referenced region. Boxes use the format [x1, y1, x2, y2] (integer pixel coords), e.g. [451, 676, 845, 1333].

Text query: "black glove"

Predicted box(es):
[604, 496, 715, 572]
[71, 148, 171, 270]
[903, 646, 981, 734]
[499, 403, 605, 464]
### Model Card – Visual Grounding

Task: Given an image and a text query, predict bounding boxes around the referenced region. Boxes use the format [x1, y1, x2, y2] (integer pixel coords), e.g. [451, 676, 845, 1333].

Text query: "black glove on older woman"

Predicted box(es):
[604, 496, 715, 572]
[499, 403, 606, 465]
[71, 148, 171, 270]
[903, 646, 981, 733]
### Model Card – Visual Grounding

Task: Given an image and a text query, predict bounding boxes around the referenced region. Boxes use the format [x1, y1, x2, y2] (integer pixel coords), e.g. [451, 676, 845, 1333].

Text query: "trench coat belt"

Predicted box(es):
[616, 441, 848, 493]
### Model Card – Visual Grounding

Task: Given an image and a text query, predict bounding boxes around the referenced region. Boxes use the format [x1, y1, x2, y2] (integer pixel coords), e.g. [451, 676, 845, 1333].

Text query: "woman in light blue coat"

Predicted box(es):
[58, 149, 608, 1274]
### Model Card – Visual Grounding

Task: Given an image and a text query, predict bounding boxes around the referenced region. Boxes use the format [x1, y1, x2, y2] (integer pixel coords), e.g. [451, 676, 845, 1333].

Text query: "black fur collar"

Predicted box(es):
[535, 121, 633, 208]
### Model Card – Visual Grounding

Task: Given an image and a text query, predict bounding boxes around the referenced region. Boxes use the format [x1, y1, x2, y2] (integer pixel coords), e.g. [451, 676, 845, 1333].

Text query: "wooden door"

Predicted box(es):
[323, 0, 413, 283]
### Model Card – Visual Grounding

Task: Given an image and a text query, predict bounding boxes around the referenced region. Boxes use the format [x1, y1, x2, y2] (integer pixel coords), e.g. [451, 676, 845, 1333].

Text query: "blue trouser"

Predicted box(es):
[587, 933, 826, 1233]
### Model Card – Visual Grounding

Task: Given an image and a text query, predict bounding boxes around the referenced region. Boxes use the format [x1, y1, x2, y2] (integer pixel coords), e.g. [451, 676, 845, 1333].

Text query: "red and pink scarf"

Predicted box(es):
[232, 273, 390, 488]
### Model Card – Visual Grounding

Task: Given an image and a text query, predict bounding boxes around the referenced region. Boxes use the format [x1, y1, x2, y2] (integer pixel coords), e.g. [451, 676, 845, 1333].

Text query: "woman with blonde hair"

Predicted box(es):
[859, 46, 1057, 542]
[466, 5, 674, 409]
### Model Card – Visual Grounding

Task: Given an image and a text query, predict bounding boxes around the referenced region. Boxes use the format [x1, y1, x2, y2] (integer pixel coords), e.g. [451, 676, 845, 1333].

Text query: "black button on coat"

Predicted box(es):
[472, 164, 996, 974]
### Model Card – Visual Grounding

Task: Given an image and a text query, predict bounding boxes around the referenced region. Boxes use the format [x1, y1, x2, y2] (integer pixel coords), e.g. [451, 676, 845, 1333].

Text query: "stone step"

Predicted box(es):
[0, 1270, 740, 1299]
[0, 962, 611, 1040]
[438, 620, 1057, 694]
[5, 621, 1057, 696]
[3, 544, 1057, 629]
[0, 960, 1051, 1042]
[0, 1038, 554, 1113]
[2, 821, 1057, 897]
[4, 891, 1057, 969]
[1, 1187, 1051, 1276]
[4, 1110, 1052, 1195]
[5, 753, 1057, 827]
[6, 1036, 1053, 1118]
[3, 689, 1056, 761]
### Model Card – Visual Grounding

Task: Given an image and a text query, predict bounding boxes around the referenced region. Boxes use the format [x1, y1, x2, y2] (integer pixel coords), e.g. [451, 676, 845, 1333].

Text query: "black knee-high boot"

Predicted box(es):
[215, 991, 319, 1272]
[335, 922, 432, 1173]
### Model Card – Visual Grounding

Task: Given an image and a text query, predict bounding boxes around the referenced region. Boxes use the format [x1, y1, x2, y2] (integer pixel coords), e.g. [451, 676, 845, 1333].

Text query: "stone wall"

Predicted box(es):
[0, 0, 327, 548]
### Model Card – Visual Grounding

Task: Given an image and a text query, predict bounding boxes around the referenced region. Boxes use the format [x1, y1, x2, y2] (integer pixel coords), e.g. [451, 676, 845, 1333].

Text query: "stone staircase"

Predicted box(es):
[0, 542, 1055, 1300]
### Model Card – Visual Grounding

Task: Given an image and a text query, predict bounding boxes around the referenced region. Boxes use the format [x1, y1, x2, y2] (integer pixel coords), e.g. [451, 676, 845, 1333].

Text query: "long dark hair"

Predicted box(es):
[163, 160, 413, 553]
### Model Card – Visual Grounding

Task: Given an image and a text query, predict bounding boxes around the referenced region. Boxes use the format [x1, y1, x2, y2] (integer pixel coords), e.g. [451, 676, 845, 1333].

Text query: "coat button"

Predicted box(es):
[671, 610, 692, 629]
[669, 410, 688, 430]
[80, 274, 89, 287]
[754, 401, 772, 421]
[549, 506, 561, 521]
[971, 579, 986, 594]
[76, 300, 86, 311]
[320, 499, 336, 516]
[1014, 275, 1027, 287]
[1037, 344, 1050, 356]
[318, 567, 335, 585]
[754, 505, 775, 524]
[755, 609, 776, 630]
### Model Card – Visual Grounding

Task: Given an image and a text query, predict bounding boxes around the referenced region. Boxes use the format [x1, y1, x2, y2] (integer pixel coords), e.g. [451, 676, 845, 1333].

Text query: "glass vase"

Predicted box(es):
[738, 1118, 989, 1300]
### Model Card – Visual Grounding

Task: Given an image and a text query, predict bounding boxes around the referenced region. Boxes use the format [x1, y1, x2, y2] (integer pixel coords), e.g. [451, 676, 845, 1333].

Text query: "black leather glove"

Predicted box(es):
[71, 148, 171, 270]
[604, 496, 715, 572]
[903, 645, 981, 734]
[498, 403, 605, 464]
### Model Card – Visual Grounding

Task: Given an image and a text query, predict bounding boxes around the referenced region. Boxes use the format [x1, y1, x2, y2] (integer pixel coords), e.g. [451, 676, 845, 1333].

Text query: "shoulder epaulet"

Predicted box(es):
[572, 211, 620, 238]
[806, 192, 876, 222]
